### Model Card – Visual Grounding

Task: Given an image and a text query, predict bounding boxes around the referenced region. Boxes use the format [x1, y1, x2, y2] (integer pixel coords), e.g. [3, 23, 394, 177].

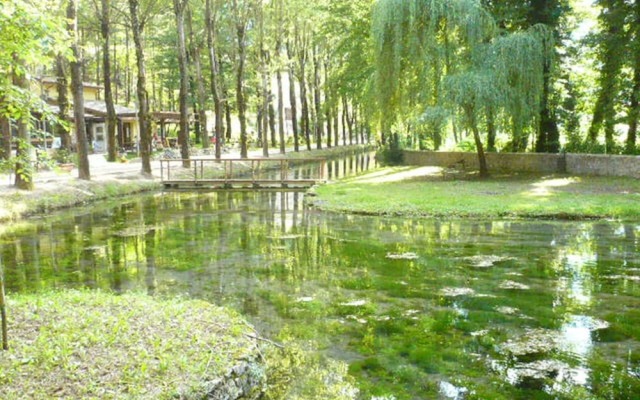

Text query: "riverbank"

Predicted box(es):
[0, 290, 266, 399]
[0, 145, 373, 223]
[309, 166, 640, 221]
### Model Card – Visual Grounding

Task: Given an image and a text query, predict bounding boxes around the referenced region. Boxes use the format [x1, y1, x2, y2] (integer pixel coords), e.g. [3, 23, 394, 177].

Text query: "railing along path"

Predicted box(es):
[160, 157, 326, 190]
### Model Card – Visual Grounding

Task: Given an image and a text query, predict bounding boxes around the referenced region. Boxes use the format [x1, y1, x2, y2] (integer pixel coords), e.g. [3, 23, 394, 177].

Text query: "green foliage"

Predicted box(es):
[376, 133, 404, 166]
[13, 138, 34, 186]
[52, 148, 75, 164]
[0, 1, 69, 120]
[372, 0, 550, 156]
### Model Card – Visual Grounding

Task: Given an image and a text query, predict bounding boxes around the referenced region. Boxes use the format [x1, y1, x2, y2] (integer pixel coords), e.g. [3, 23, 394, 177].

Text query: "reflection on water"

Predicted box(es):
[1, 155, 639, 398]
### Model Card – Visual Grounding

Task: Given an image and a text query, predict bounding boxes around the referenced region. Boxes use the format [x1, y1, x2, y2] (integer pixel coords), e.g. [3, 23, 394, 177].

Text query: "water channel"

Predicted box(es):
[1, 153, 639, 399]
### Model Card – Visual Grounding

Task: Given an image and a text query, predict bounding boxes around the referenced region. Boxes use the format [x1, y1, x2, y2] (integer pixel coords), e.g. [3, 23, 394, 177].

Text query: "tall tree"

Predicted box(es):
[68, 0, 91, 180]
[274, 0, 286, 154]
[625, 0, 640, 153]
[99, 0, 118, 162]
[231, 0, 253, 158]
[12, 60, 34, 190]
[312, 44, 323, 149]
[187, 5, 209, 150]
[296, 26, 312, 151]
[588, 0, 628, 152]
[128, 0, 153, 175]
[55, 54, 72, 151]
[286, 42, 300, 152]
[205, 0, 224, 158]
[257, 1, 270, 157]
[173, 0, 190, 165]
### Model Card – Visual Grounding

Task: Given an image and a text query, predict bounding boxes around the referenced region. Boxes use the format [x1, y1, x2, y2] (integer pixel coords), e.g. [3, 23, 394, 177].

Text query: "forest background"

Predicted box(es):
[1, 0, 639, 183]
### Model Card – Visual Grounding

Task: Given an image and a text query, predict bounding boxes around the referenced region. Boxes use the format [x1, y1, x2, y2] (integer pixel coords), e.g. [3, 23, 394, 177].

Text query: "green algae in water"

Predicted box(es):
[1, 192, 640, 399]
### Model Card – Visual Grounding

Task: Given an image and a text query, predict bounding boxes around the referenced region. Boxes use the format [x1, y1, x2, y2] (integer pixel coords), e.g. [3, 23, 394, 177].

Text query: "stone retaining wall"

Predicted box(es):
[403, 150, 640, 178]
[204, 354, 266, 400]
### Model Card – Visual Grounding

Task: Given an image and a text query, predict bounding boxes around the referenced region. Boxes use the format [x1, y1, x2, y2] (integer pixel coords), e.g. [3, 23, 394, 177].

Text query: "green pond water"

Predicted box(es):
[1, 160, 639, 399]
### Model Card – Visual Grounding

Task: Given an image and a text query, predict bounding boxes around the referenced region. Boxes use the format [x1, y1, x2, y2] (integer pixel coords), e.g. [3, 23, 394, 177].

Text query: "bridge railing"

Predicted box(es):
[159, 157, 326, 188]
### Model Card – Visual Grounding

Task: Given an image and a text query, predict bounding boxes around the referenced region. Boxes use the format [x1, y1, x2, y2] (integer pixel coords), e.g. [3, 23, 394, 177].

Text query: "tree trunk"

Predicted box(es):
[298, 56, 311, 151]
[125, 26, 131, 106]
[13, 68, 33, 190]
[224, 87, 232, 141]
[341, 97, 347, 146]
[333, 102, 339, 147]
[173, 0, 191, 166]
[287, 43, 299, 152]
[129, 0, 152, 175]
[313, 46, 322, 150]
[486, 107, 496, 152]
[257, 108, 263, 146]
[324, 60, 332, 149]
[55, 55, 72, 151]
[588, 0, 626, 151]
[101, 0, 118, 162]
[1, 264, 7, 350]
[467, 107, 488, 177]
[259, 7, 269, 158]
[68, 0, 91, 180]
[205, 0, 224, 159]
[528, 0, 561, 153]
[326, 101, 332, 148]
[1, 115, 10, 160]
[187, 6, 209, 149]
[535, 58, 560, 153]
[626, 0, 640, 154]
[268, 99, 277, 149]
[276, 68, 285, 154]
[235, 21, 248, 158]
[261, 79, 269, 157]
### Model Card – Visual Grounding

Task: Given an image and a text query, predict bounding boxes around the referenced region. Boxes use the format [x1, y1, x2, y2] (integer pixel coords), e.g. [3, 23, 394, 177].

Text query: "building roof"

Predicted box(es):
[39, 100, 138, 121]
[84, 100, 138, 118]
[40, 77, 102, 91]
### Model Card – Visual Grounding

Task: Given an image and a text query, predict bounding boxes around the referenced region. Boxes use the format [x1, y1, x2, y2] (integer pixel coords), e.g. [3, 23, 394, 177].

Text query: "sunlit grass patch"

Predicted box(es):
[311, 168, 640, 221]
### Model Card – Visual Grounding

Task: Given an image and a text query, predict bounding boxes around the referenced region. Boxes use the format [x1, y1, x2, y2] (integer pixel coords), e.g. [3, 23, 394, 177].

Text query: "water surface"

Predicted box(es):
[1, 157, 639, 399]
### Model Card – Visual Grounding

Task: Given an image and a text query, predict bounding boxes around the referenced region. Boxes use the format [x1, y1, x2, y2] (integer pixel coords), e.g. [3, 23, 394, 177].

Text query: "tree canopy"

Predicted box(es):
[1, 0, 639, 185]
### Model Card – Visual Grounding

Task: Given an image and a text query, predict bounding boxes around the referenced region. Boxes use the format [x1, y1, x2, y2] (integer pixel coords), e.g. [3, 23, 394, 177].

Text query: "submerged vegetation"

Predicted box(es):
[0, 186, 639, 399]
[311, 167, 640, 220]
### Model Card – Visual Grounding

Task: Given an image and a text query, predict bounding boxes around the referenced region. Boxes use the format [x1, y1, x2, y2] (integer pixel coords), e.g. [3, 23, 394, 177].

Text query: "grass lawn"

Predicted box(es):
[310, 166, 640, 220]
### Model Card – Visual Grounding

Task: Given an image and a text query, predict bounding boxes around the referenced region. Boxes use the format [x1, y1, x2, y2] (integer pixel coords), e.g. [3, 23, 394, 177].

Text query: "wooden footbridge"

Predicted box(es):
[160, 158, 326, 190]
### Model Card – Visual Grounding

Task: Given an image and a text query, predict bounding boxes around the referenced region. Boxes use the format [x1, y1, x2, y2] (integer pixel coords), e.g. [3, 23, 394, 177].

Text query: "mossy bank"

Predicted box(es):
[0, 178, 162, 223]
[0, 290, 266, 399]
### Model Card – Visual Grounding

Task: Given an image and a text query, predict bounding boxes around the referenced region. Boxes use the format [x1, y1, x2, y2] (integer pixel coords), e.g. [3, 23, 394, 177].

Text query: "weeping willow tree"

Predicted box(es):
[373, 0, 549, 177]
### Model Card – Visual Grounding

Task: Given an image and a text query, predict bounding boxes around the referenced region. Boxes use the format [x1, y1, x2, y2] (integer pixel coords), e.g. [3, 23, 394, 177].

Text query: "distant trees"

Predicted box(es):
[4, 0, 640, 185]
[373, 0, 549, 176]
[587, 0, 639, 154]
